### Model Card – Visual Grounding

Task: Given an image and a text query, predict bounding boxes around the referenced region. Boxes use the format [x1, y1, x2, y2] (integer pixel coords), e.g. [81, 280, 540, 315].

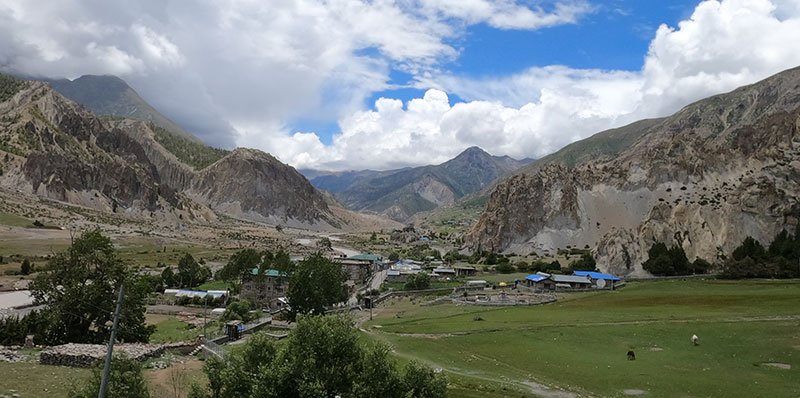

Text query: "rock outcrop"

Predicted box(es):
[0, 77, 335, 227]
[467, 66, 800, 275]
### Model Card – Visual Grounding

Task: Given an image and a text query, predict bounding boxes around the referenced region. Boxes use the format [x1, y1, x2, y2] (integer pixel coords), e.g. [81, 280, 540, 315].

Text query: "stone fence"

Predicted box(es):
[39, 343, 165, 368]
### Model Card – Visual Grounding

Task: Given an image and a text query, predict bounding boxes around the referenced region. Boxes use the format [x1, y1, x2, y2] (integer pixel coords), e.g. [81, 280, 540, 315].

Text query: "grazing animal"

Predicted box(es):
[691, 334, 699, 346]
[627, 350, 636, 360]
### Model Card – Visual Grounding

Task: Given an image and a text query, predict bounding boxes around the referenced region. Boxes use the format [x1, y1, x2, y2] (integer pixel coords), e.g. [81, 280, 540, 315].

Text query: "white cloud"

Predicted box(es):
[3, 0, 800, 172]
[0, 0, 585, 148]
[274, 0, 800, 171]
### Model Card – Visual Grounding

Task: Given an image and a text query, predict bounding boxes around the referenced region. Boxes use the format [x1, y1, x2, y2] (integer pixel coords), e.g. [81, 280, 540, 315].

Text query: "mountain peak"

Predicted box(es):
[456, 146, 490, 158]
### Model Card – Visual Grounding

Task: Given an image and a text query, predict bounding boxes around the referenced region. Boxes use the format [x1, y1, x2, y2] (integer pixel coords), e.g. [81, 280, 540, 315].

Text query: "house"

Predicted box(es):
[348, 253, 385, 271]
[454, 265, 477, 277]
[525, 274, 555, 291]
[573, 271, 621, 289]
[240, 268, 289, 309]
[387, 260, 423, 281]
[550, 274, 593, 290]
[334, 258, 373, 283]
[432, 266, 457, 278]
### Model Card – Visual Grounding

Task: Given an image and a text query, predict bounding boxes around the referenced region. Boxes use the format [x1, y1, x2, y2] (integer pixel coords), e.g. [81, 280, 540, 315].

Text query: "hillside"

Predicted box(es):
[0, 74, 339, 227]
[48, 74, 201, 143]
[307, 147, 532, 221]
[466, 66, 800, 276]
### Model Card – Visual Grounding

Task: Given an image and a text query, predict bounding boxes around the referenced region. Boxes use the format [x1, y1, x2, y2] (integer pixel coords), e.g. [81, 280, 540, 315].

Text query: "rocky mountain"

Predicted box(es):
[47, 74, 200, 143]
[306, 147, 533, 221]
[0, 75, 338, 227]
[466, 66, 800, 277]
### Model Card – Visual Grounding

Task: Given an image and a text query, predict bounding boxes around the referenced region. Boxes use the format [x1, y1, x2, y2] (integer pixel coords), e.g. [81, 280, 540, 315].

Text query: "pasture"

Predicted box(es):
[366, 279, 800, 397]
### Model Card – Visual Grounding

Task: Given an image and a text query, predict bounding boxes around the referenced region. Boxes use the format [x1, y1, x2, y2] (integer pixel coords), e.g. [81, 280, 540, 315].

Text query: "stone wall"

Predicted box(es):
[39, 343, 165, 368]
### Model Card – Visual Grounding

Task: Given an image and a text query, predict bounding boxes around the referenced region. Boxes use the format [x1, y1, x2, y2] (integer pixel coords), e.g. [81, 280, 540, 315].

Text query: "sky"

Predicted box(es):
[3, 0, 800, 171]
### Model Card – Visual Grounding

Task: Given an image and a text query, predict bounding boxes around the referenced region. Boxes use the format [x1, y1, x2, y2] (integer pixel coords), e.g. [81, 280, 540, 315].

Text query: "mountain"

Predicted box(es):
[466, 66, 800, 276]
[0, 75, 340, 227]
[47, 74, 201, 143]
[306, 147, 533, 221]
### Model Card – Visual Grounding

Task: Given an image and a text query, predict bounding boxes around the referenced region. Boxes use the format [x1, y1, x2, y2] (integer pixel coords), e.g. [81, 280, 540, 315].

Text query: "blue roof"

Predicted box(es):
[526, 274, 549, 282]
[573, 271, 621, 281]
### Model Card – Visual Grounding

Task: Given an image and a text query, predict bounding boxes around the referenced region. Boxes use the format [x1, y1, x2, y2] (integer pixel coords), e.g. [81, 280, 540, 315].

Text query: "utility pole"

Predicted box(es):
[98, 284, 125, 398]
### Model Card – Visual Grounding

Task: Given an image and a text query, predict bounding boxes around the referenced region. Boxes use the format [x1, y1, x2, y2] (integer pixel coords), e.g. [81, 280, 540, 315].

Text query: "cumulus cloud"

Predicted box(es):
[0, 0, 586, 148]
[2, 0, 800, 171]
[274, 0, 800, 170]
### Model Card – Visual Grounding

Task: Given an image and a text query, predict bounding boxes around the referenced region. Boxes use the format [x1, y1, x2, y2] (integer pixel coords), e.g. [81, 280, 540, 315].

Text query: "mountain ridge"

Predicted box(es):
[304, 146, 533, 221]
[466, 65, 800, 276]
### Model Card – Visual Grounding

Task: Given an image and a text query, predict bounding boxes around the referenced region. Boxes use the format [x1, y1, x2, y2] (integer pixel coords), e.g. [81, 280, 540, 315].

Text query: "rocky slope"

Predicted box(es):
[466, 66, 800, 276]
[307, 146, 532, 221]
[48, 74, 200, 143]
[0, 76, 337, 227]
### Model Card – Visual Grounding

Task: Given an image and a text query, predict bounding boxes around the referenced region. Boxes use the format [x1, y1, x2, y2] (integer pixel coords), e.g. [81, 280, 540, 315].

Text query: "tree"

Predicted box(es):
[404, 272, 431, 290]
[569, 253, 596, 271]
[176, 253, 211, 288]
[20, 258, 31, 275]
[731, 236, 766, 261]
[161, 266, 176, 288]
[286, 254, 347, 321]
[317, 237, 333, 251]
[218, 248, 262, 282]
[642, 242, 690, 276]
[197, 315, 447, 398]
[222, 299, 257, 323]
[388, 252, 400, 262]
[68, 354, 150, 398]
[30, 230, 154, 344]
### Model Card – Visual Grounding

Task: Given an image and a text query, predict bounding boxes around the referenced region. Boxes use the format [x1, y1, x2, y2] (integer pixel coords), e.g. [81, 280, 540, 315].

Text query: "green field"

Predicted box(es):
[0, 212, 34, 227]
[0, 361, 90, 396]
[366, 279, 800, 397]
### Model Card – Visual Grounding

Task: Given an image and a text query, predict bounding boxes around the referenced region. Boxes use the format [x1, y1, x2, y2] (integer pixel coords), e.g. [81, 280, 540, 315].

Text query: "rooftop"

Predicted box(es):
[551, 274, 592, 284]
[573, 271, 621, 281]
[525, 274, 549, 282]
[348, 253, 383, 262]
[250, 268, 288, 277]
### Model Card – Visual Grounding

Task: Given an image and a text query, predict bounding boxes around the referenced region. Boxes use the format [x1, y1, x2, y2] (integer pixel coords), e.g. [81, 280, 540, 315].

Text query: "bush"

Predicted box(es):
[495, 262, 515, 274]
[404, 272, 431, 290]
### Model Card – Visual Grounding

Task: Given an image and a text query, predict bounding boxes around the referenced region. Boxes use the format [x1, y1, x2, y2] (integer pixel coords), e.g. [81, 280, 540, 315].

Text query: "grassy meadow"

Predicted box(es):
[366, 279, 800, 397]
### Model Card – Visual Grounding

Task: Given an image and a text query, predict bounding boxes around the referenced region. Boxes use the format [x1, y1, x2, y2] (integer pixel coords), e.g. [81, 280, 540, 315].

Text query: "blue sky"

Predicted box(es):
[305, 0, 702, 146]
[6, 0, 800, 170]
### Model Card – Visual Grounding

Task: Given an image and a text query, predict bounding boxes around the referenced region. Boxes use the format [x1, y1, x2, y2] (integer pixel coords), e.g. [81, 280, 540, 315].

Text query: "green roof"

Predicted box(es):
[348, 253, 383, 262]
[250, 268, 287, 277]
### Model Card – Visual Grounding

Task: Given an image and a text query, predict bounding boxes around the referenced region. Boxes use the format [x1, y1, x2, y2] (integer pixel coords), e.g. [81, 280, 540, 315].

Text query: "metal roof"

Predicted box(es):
[550, 274, 592, 284]
[348, 253, 383, 262]
[250, 268, 288, 277]
[525, 274, 549, 282]
[573, 271, 621, 281]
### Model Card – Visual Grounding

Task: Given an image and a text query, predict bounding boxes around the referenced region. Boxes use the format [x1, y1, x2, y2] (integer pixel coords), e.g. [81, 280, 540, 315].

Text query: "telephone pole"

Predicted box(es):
[98, 284, 125, 398]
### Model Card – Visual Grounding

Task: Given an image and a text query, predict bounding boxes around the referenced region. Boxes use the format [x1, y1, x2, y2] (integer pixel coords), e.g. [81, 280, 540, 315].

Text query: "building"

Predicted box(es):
[573, 271, 621, 289]
[550, 274, 593, 290]
[240, 268, 289, 309]
[334, 258, 373, 283]
[432, 266, 457, 278]
[454, 265, 478, 277]
[525, 274, 555, 291]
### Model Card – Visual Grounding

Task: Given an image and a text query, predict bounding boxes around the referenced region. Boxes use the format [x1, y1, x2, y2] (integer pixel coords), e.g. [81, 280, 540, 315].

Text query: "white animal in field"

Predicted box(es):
[691, 334, 699, 346]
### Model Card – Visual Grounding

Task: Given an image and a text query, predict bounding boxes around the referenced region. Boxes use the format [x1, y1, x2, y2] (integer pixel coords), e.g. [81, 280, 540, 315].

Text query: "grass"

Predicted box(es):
[148, 314, 220, 343]
[366, 279, 800, 397]
[0, 212, 34, 227]
[194, 280, 231, 291]
[0, 361, 90, 396]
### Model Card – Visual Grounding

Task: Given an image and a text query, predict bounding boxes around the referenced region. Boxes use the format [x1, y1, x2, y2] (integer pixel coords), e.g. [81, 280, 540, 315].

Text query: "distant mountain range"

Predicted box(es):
[303, 147, 533, 221]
